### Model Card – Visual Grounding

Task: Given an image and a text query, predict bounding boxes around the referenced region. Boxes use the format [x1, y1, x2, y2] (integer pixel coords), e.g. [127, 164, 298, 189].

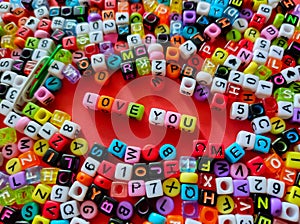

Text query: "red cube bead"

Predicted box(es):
[94, 175, 112, 190]
[246, 156, 266, 176]
[62, 36, 78, 51]
[141, 144, 159, 162]
[249, 13, 266, 31]
[234, 197, 254, 215]
[192, 139, 208, 157]
[37, 19, 52, 33]
[198, 173, 216, 191]
[42, 200, 60, 219]
[48, 133, 71, 152]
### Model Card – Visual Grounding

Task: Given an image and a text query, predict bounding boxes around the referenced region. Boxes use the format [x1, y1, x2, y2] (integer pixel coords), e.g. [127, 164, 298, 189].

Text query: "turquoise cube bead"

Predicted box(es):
[45, 76, 63, 93]
[21, 202, 39, 221]
[50, 221, 70, 224]
[223, 6, 239, 24]
[254, 135, 271, 154]
[225, 142, 245, 163]
[107, 54, 122, 71]
[158, 0, 170, 6]
[108, 139, 127, 159]
[213, 0, 229, 9]
[182, 26, 198, 40]
[148, 212, 167, 224]
[209, 5, 224, 19]
[181, 184, 198, 201]
[159, 144, 176, 160]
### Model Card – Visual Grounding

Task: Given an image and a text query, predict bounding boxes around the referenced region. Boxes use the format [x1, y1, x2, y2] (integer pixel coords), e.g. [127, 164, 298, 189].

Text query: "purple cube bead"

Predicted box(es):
[183, 10, 197, 26]
[292, 108, 300, 123]
[270, 197, 282, 217]
[233, 179, 250, 197]
[0, 172, 9, 189]
[239, 8, 253, 21]
[193, 85, 210, 101]
[99, 41, 114, 57]
[9, 171, 26, 190]
[214, 161, 230, 177]
[62, 64, 82, 84]
[169, 13, 182, 22]
[182, 201, 199, 219]
[292, 4, 300, 17]
[156, 196, 174, 216]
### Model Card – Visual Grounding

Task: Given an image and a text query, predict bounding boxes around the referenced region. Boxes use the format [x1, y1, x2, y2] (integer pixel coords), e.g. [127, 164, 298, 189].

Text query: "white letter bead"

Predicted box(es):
[68, 181, 88, 201]
[70, 217, 90, 224]
[211, 77, 228, 94]
[255, 80, 273, 99]
[279, 23, 295, 39]
[145, 179, 163, 198]
[60, 200, 80, 220]
[196, 71, 212, 85]
[82, 92, 100, 110]
[294, 94, 300, 108]
[24, 121, 41, 140]
[232, 18, 248, 33]
[3, 111, 21, 128]
[180, 77, 196, 96]
[247, 176, 267, 194]
[59, 120, 81, 139]
[268, 45, 284, 60]
[276, 101, 294, 119]
[216, 177, 233, 194]
[235, 215, 253, 224]
[81, 157, 100, 177]
[0, 99, 13, 116]
[267, 178, 285, 198]
[281, 67, 300, 84]
[251, 116, 272, 134]
[230, 102, 249, 121]
[253, 37, 270, 52]
[179, 40, 197, 60]
[91, 54, 107, 72]
[50, 185, 70, 202]
[228, 71, 244, 85]
[38, 122, 58, 140]
[115, 163, 133, 181]
[218, 214, 236, 224]
[242, 74, 259, 92]
[151, 60, 166, 76]
[236, 130, 256, 150]
[127, 34, 142, 49]
[149, 108, 166, 126]
[279, 202, 299, 222]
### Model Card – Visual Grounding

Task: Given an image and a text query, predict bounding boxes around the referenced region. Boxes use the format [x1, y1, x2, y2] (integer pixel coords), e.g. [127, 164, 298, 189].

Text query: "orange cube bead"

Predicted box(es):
[97, 95, 115, 112]
[240, 91, 256, 104]
[118, 1, 129, 12]
[154, 4, 170, 25]
[199, 206, 218, 224]
[264, 153, 284, 174]
[76, 171, 94, 186]
[166, 215, 184, 224]
[280, 167, 297, 186]
[166, 63, 181, 79]
[18, 151, 40, 170]
[266, 57, 282, 74]
[166, 47, 180, 63]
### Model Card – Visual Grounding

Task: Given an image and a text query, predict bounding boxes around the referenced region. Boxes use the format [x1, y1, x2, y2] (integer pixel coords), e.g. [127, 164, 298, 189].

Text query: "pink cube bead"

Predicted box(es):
[124, 146, 141, 164]
[204, 23, 221, 43]
[15, 116, 31, 133]
[237, 48, 253, 65]
[2, 143, 19, 159]
[149, 51, 165, 60]
[260, 25, 278, 41]
[8, 171, 26, 189]
[128, 180, 145, 197]
[143, 34, 156, 48]
[80, 200, 98, 220]
[110, 182, 128, 198]
[97, 160, 116, 180]
[82, 92, 100, 110]
[18, 137, 34, 153]
[164, 111, 181, 129]
[34, 86, 55, 106]
[230, 162, 248, 179]
[111, 99, 129, 115]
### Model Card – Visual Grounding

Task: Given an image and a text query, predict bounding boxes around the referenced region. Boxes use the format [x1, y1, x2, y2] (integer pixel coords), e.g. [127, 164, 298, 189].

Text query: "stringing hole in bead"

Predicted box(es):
[15, 77, 24, 86]
[148, 14, 156, 22]
[184, 203, 196, 216]
[76, 186, 83, 195]
[220, 181, 229, 191]
[138, 203, 150, 214]
[216, 97, 224, 105]
[209, 26, 217, 34]
[169, 49, 178, 56]
[37, 89, 46, 98]
[205, 210, 214, 221]
[184, 80, 194, 89]
[37, 110, 46, 119]
[186, 13, 193, 19]
[115, 184, 124, 194]
[283, 26, 292, 33]
[286, 207, 295, 217]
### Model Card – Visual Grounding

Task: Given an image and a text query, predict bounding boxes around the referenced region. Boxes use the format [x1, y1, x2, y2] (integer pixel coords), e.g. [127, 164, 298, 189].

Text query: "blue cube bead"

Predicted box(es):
[182, 26, 198, 40]
[159, 144, 176, 160]
[108, 139, 127, 159]
[202, 0, 213, 3]
[45, 77, 62, 93]
[254, 135, 271, 154]
[225, 142, 245, 163]
[158, 0, 170, 6]
[223, 6, 239, 24]
[213, 0, 229, 9]
[63, 19, 77, 36]
[66, 0, 79, 6]
[148, 212, 167, 224]
[181, 184, 198, 201]
[170, 21, 183, 37]
[50, 221, 70, 224]
[208, 5, 224, 18]
[107, 54, 122, 71]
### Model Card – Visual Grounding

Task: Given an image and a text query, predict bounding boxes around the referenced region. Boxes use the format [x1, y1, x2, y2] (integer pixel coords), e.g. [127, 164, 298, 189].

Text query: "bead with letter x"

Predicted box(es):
[163, 178, 180, 197]
[199, 173, 216, 190]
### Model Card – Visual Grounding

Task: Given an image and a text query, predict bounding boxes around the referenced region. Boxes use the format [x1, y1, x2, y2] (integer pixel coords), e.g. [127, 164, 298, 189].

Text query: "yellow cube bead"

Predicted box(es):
[1, 35, 15, 50]
[211, 48, 229, 65]
[216, 195, 234, 214]
[179, 172, 198, 184]
[201, 58, 217, 75]
[270, 117, 286, 135]
[170, 0, 182, 13]
[32, 184, 52, 204]
[243, 61, 258, 74]
[131, 22, 145, 37]
[6, 158, 22, 175]
[285, 152, 300, 169]
[70, 138, 89, 156]
[142, 0, 158, 13]
[154, 24, 170, 36]
[33, 139, 49, 157]
[40, 168, 59, 184]
[163, 178, 181, 197]
[252, 0, 267, 11]
[33, 108, 53, 125]
[32, 215, 50, 224]
[3, 22, 18, 35]
[244, 28, 260, 42]
[179, 114, 197, 133]
[50, 110, 71, 127]
[284, 186, 300, 206]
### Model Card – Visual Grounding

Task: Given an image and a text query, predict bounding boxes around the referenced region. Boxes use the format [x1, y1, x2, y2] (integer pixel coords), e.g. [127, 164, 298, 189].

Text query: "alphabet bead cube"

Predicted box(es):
[60, 200, 80, 219]
[149, 108, 166, 126]
[59, 120, 81, 139]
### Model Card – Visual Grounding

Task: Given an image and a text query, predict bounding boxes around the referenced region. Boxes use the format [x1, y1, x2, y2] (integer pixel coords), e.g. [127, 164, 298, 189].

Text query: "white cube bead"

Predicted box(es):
[149, 108, 166, 126]
[68, 181, 89, 201]
[185, 218, 202, 224]
[3, 111, 21, 128]
[257, 4, 272, 22]
[247, 176, 267, 194]
[0, 99, 13, 116]
[236, 130, 256, 150]
[235, 215, 253, 224]
[115, 163, 133, 181]
[255, 80, 273, 99]
[76, 22, 90, 35]
[251, 116, 271, 134]
[81, 157, 100, 177]
[252, 49, 268, 65]
[253, 37, 270, 52]
[89, 20, 103, 31]
[1, 71, 17, 85]
[25, 16, 40, 31]
[5, 87, 20, 103]
[48, 60, 65, 79]
[59, 120, 81, 139]
[24, 121, 41, 140]
[230, 102, 249, 121]
[196, 71, 212, 85]
[127, 34, 142, 49]
[34, 6, 49, 20]
[268, 45, 284, 60]
[196, 1, 211, 15]
[51, 17, 65, 30]
[13, 75, 28, 89]
[179, 40, 197, 60]
[242, 74, 259, 92]
[216, 177, 233, 194]
[151, 60, 166, 76]
[103, 20, 117, 34]
[89, 31, 104, 44]
[294, 94, 300, 108]
[115, 12, 129, 25]
[279, 202, 299, 222]
[70, 217, 90, 224]
[281, 67, 300, 84]
[60, 200, 80, 220]
[232, 18, 248, 33]
[228, 71, 244, 85]
[91, 53, 107, 72]
[50, 185, 70, 202]
[278, 23, 295, 39]
[145, 179, 163, 198]
[38, 38, 56, 53]
[223, 55, 242, 70]
[180, 77, 196, 96]
[32, 49, 49, 61]
[218, 214, 236, 224]
[38, 122, 58, 140]
[211, 77, 227, 94]
[267, 178, 285, 198]
[276, 101, 294, 119]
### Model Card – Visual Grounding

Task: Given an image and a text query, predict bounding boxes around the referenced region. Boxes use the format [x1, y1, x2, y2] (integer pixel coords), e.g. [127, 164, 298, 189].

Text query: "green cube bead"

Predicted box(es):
[54, 49, 73, 64]
[254, 65, 272, 80]
[15, 185, 34, 205]
[22, 102, 40, 119]
[136, 57, 151, 76]
[274, 87, 294, 102]
[25, 37, 40, 49]
[0, 26, 5, 36]
[226, 29, 242, 42]
[0, 186, 15, 206]
[126, 103, 145, 120]
[273, 13, 285, 29]
[272, 37, 288, 50]
[289, 82, 300, 94]
[0, 127, 17, 146]
[76, 34, 90, 50]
